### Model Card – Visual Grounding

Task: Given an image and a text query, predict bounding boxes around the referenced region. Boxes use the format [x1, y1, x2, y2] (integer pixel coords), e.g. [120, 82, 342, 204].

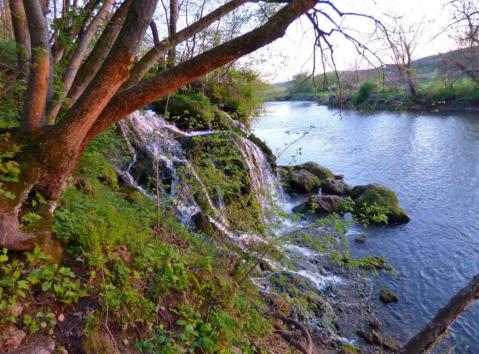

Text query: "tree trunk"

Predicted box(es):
[64, 0, 133, 108]
[0, 0, 157, 251]
[46, 0, 115, 123]
[21, 0, 50, 131]
[9, 0, 31, 76]
[399, 273, 479, 354]
[167, 0, 178, 65]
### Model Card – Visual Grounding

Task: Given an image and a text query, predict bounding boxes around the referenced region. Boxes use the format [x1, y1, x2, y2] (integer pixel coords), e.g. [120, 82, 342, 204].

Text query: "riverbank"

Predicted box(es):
[265, 94, 479, 113]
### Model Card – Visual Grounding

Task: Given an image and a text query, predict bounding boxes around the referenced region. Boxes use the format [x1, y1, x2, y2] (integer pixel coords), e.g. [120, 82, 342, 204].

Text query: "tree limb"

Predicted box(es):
[398, 273, 479, 354]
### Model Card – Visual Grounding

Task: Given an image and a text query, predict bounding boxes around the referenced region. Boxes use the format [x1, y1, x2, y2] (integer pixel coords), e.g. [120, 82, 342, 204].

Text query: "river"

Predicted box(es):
[252, 101, 479, 351]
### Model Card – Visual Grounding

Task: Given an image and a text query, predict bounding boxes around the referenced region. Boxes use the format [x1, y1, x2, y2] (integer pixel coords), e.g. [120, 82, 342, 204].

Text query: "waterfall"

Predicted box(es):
[116, 110, 283, 232]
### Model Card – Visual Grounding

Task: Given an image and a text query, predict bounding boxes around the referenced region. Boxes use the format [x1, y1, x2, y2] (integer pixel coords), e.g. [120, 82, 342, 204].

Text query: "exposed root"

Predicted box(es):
[250, 300, 313, 354]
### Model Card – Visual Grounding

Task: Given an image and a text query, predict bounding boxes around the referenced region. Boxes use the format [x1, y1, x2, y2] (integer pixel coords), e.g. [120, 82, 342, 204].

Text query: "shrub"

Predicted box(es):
[352, 82, 376, 104]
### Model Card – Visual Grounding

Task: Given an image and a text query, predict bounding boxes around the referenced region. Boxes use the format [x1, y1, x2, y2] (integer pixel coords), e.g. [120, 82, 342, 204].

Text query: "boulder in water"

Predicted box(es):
[286, 169, 320, 193]
[379, 289, 399, 303]
[321, 177, 351, 196]
[350, 183, 410, 224]
[292, 195, 346, 215]
[293, 161, 334, 181]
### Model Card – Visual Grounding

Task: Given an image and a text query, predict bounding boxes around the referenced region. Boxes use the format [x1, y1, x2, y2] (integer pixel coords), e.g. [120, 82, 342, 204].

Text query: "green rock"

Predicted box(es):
[294, 162, 334, 181]
[286, 169, 320, 193]
[350, 183, 410, 224]
[380, 289, 399, 303]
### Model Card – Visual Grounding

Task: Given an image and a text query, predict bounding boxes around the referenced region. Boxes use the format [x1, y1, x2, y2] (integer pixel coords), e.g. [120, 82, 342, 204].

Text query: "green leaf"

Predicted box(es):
[17, 280, 30, 289]
[42, 281, 52, 292]
[176, 320, 187, 326]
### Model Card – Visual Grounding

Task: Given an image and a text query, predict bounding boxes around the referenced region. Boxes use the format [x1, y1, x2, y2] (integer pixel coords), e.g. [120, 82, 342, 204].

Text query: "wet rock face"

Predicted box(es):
[350, 183, 411, 224]
[321, 178, 351, 196]
[286, 169, 321, 193]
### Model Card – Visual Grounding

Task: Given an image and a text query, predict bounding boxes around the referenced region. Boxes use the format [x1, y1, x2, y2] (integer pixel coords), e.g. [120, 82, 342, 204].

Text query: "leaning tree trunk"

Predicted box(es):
[0, 0, 158, 251]
[398, 273, 479, 354]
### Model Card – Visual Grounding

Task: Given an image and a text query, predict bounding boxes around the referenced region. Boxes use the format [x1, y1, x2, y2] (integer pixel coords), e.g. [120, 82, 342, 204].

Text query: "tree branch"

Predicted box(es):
[84, 0, 319, 147]
[399, 273, 479, 354]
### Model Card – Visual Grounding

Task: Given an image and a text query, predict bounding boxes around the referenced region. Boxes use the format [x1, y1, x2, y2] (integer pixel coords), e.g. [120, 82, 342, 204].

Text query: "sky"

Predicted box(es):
[247, 0, 458, 83]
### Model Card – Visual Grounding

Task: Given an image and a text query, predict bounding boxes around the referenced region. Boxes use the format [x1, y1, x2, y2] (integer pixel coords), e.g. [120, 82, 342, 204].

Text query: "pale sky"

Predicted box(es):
[247, 0, 457, 83]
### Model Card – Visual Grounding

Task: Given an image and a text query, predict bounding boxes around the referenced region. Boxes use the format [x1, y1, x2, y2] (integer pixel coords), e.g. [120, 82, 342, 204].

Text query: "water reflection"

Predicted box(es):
[253, 101, 479, 351]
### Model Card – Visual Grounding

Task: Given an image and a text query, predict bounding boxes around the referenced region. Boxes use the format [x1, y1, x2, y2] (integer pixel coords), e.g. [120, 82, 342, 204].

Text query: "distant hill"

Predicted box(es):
[278, 47, 478, 85]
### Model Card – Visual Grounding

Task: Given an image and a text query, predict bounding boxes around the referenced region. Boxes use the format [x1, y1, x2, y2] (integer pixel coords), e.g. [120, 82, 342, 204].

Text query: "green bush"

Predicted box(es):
[352, 82, 376, 104]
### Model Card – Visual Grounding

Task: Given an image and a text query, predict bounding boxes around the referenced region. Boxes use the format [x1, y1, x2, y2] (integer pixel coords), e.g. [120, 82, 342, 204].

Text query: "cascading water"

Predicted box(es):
[116, 109, 369, 349]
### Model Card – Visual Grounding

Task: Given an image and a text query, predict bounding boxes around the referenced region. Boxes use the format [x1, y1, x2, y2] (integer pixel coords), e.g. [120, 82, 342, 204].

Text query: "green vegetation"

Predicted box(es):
[271, 49, 479, 111]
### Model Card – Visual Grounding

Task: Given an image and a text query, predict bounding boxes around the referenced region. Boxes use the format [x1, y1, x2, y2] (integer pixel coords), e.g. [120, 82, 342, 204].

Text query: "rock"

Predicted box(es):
[292, 195, 346, 215]
[293, 162, 335, 181]
[356, 329, 373, 344]
[380, 289, 399, 303]
[286, 169, 320, 193]
[371, 330, 382, 346]
[5, 329, 26, 349]
[321, 178, 351, 196]
[118, 186, 146, 205]
[350, 183, 410, 224]
[382, 337, 401, 352]
[354, 235, 367, 244]
[368, 319, 381, 331]
[360, 256, 393, 271]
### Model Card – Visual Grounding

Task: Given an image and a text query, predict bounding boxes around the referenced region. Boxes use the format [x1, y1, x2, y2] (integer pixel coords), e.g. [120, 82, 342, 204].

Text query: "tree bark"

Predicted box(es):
[9, 0, 31, 76]
[64, 0, 133, 108]
[399, 273, 479, 354]
[21, 0, 50, 131]
[46, 0, 115, 123]
[167, 0, 178, 64]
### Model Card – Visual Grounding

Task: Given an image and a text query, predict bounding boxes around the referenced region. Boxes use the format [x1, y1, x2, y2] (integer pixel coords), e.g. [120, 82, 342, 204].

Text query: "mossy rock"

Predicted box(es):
[380, 289, 399, 303]
[292, 195, 345, 215]
[286, 169, 320, 193]
[350, 183, 410, 224]
[339, 344, 363, 354]
[118, 186, 147, 205]
[151, 95, 216, 130]
[321, 178, 351, 196]
[99, 164, 118, 190]
[293, 162, 334, 181]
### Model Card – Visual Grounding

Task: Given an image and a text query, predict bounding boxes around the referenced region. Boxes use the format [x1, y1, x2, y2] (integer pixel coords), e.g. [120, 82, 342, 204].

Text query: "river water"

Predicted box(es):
[252, 101, 479, 351]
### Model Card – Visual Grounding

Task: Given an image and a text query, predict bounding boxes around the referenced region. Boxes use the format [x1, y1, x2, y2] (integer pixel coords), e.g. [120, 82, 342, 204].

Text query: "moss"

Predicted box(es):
[82, 326, 117, 354]
[339, 343, 363, 354]
[100, 164, 118, 190]
[286, 169, 320, 193]
[117, 186, 147, 205]
[380, 289, 399, 303]
[351, 183, 410, 224]
[248, 133, 276, 163]
[293, 162, 334, 180]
